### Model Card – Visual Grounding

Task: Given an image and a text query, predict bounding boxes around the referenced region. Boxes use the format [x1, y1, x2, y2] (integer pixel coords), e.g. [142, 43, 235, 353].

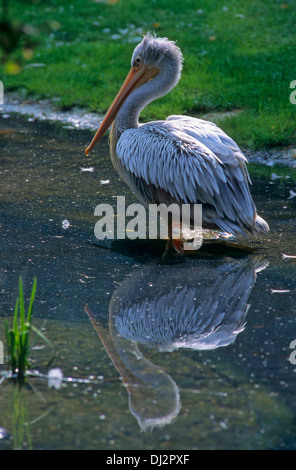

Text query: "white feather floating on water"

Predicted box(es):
[62, 219, 70, 229]
[48, 368, 63, 390]
[80, 166, 95, 172]
[271, 289, 291, 294]
[288, 190, 296, 199]
[271, 173, 281, 180]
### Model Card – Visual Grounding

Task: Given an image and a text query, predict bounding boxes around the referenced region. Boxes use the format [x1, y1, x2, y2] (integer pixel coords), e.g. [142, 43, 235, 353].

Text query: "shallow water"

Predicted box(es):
[0, 113, 296, 450]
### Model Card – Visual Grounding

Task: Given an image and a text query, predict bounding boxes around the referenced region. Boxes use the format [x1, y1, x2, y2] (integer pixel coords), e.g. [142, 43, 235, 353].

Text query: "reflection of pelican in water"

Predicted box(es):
[86, 256, 267, 431]
[86, 306, 181, 432]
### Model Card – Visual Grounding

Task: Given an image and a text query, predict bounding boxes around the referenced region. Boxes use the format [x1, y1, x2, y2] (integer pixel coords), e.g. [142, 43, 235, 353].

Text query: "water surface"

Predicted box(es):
[0, 113, 296, 450]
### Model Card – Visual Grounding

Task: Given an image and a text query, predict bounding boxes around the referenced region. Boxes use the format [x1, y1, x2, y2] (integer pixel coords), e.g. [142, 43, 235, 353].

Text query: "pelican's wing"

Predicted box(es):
[167, 115, 250, 174]
[116, 116, 257, 235]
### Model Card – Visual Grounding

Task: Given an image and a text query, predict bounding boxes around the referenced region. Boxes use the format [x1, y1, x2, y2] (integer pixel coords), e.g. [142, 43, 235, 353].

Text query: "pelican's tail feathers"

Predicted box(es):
[254, 214, 270, 235]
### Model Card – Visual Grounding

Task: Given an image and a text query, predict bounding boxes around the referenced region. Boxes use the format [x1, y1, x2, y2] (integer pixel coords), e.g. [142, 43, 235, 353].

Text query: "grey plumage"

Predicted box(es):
[116, 117, 264, 236]
[87, 33, 270, 239]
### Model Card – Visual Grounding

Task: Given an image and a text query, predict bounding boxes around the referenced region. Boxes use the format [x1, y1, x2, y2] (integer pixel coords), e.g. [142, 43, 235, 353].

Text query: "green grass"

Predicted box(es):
[1, 0, 296, 149]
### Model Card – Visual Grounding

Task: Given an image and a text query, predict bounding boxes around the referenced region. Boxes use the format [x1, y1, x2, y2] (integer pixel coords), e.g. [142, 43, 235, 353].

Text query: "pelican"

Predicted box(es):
[85, 34, 269, 251]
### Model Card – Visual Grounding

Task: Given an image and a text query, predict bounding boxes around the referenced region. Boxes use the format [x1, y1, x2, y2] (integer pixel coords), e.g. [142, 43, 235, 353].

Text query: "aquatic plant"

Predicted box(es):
[4, 277, 37, 379]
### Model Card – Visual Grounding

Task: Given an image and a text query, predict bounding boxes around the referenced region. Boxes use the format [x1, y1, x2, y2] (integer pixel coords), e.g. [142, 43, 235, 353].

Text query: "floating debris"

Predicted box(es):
[0, 427, 9, 440]
[48, 368, 64, 390]
[282, 253, 296, 259]
[255, 260, 269, 273]
[62, 218, 70, 229]
[80, 166, 95, 172]
[271, 289, 291, 294]
[100, 179, 110, 185]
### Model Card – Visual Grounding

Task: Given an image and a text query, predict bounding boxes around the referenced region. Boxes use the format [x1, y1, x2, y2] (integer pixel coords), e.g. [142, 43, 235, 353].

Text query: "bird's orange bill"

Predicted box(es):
[85, 64, 159, 156]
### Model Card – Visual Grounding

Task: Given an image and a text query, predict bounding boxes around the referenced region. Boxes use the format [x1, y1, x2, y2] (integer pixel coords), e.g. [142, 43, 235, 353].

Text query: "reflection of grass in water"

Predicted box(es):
[8, 381, 53, 450]
[2, 277, 54, 449]
[11, 385, 33, 450]
[248, 163, 296, 184]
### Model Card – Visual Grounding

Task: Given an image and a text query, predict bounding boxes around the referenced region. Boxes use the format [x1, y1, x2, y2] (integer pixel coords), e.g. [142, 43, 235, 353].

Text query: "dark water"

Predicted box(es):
[0, 114, 296, 450]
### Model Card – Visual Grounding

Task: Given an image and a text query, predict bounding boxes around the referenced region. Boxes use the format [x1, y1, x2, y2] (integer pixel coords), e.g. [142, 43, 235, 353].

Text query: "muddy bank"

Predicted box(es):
[1, 92, 103, 131]
[1, 92, 296, 168]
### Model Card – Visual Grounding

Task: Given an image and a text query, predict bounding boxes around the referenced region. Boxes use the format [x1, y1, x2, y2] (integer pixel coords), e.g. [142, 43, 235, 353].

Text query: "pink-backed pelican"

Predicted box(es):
[85, 34, 269, 252]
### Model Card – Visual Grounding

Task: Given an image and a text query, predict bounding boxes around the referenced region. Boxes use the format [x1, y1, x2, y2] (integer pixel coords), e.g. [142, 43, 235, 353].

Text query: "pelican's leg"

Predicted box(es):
[172, 238, 184, 254]
[164, 214, 174, 253]
[164, 216, 184, 255]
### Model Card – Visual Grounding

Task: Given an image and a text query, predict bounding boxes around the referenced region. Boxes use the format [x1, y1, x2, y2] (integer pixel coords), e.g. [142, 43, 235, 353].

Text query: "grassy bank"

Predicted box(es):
[1, 0, 296, 150]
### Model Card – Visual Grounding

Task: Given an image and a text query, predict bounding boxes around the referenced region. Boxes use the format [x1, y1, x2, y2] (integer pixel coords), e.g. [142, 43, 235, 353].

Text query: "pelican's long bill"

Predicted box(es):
[85, 64, 159, 156]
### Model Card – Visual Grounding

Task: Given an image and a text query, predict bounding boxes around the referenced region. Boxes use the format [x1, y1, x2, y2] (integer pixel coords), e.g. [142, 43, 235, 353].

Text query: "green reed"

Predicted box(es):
[4, 277, 37, 379]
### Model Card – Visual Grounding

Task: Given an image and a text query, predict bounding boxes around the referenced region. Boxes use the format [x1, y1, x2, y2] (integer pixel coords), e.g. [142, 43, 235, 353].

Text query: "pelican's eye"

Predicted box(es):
[133, 54, 142, 67]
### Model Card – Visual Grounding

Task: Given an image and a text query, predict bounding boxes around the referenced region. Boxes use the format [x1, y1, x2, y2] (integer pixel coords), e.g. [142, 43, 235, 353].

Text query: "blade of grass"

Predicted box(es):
[10, 331, 17, 373]
[13, 297, 19, 339]
[19, 278, 25, 335]
[22, 277, 37, 360]
[26, 277, 37, 325]
[30, 325, 53, 349]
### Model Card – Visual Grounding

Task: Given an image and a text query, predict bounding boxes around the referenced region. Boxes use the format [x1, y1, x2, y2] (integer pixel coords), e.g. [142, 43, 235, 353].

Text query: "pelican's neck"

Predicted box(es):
[112, 63, 181, 139]
[112, 88, 143, 136]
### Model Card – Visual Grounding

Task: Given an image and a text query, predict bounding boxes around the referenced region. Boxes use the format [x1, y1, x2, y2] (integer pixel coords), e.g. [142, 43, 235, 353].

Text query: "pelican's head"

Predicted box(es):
[131, 33, 183, 78]
[85, 34, 183, 156]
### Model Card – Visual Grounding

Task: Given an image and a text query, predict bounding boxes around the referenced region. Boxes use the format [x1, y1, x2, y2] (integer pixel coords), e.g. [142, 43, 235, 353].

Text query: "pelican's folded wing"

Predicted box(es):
[116, 117, 257, 234]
